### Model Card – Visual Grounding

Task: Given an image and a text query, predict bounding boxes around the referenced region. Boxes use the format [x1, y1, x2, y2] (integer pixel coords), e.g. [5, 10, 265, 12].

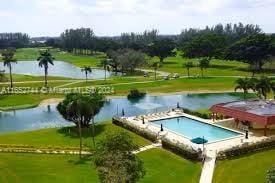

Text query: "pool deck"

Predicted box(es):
[121, 109, 268, 183]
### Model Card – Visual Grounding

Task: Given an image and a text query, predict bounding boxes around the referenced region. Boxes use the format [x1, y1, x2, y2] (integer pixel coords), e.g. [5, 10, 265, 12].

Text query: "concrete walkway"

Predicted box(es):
[133, 143, 162, 154]
[199, 149, 217, 183]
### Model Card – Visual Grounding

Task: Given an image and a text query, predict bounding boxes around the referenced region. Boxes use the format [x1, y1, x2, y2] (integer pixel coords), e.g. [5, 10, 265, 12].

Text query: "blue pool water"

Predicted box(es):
[153, 117, 241, 142]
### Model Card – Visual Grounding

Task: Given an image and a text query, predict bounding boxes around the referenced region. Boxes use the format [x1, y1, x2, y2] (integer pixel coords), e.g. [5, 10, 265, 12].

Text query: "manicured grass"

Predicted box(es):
[0, 122, 151, 148]
[0, 94, 61, 111]
[13, 48, 103, 67]
[138, 148, 201, 183]
[152, 52, 275, 77]
[0, 148, 201, 183]
[113, 77, 237, 95]
[10, 48, 275, 77]
[0, 153, 98, 182]
[213, 149, 275, 183]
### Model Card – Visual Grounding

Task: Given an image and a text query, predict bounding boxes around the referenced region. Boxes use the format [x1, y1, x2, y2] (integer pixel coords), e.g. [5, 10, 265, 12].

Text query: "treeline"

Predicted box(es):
[178, 23, 262, 46]
[52, 23, 264, 54]
[0, 33, 30, 48]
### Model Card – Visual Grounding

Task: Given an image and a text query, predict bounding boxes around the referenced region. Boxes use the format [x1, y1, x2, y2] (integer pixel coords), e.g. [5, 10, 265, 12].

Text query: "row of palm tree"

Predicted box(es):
[235, 76, 275, 99]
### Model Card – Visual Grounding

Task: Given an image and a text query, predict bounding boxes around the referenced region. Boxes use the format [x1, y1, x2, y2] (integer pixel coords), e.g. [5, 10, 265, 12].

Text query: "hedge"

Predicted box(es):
[112, 117, 158, 142]
[217, 137, 275, 160]
[161, 137, 200, 161]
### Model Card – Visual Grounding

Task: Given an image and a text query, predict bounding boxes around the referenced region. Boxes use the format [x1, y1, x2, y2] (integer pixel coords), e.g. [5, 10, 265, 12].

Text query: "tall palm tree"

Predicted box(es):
[150, 61, 160, 80]
[184, 61, 194, 77]
[37, 49, 54, 87]
[198, 58, 210, 77]
[81, 66, 92, 82]
[254, 76, 272, 100]
[101, 59, 112, 82]
[235, 77, 253, 100]
[2, 49, 17, 88]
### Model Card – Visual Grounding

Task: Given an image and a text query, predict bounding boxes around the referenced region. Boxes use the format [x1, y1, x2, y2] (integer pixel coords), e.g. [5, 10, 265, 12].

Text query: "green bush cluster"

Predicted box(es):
[161, 137, 200, 161]
[181, 108, 225, 120]
[217, 137, 275, 160]
[112, 117, 158, 142]
[267, 166, 275, 183]
[127, 89, 146, 99]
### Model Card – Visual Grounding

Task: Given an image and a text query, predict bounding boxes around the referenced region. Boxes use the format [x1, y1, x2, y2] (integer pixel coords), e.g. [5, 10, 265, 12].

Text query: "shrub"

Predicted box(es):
[161, 137, 200, 161]
[267, 167, 275, 183]
[217, 137, 275, 160]
[112, 117, 158, 142]
[127, 89, 146, 99]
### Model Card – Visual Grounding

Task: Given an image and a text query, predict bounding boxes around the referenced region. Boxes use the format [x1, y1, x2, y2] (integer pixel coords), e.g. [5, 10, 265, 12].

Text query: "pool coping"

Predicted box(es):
[147, 112, 244, 145]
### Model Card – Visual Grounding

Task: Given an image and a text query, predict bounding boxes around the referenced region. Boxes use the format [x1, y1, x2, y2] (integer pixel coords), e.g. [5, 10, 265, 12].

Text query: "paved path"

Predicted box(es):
[133, 143, 162, 154]
[199, 149, 217, 183]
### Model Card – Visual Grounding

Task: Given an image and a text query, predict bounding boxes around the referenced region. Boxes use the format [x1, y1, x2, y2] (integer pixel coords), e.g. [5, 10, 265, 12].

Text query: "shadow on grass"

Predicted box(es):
[68, 154, 94, 165]
[57, 123, 107, 139]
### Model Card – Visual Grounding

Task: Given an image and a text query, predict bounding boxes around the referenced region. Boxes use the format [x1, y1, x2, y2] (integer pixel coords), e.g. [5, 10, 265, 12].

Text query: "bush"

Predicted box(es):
[267, 167, 275, 183]
[217, 137, 275, 160]
[112, 117, 158, 142]
[161, 137, 200, 161]
[127, 89, 146, 99]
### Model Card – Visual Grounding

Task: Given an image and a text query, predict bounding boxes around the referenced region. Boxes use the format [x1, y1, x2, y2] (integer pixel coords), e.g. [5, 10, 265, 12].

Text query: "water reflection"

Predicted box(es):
[0, 93, 245, 133]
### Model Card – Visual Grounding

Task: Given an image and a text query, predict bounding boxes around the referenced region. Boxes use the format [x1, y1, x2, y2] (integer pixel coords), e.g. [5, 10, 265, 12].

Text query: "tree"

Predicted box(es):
[100, 59, 112, 82]
[225, 34, 274, 76]
[0, 70, 7, 82]
[57, 92, 105, 155]
[106, 50, 120, 74]
[235, 77, 253, 99]
[118, 49, 146, 73]
[147, 38, 176, 63]
[182, 33, 226, 60]
[95, 132, 145, 183]
[149, 61, 160, 80]
[184, 61, 194, 77]
[267, 166, 275, 183]
[37, 49, 54, 87]
[198, 58, 210, 77]
[254, 76, 272, 99]
[81, 66, 92, 82]
[2, 49, 17, 88]
[271, 83, 275, 99]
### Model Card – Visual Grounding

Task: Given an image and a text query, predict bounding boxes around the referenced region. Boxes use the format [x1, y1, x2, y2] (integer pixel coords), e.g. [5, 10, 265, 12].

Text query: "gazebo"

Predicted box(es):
[210, 100, 275, 136]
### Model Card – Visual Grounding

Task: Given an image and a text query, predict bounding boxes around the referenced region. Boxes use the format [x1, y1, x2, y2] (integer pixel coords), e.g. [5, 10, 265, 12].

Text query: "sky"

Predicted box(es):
[0, 0, 275, 37]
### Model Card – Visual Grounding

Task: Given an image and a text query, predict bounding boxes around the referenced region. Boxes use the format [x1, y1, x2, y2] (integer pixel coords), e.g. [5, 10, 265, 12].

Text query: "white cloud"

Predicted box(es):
[0, 0, 275, 36]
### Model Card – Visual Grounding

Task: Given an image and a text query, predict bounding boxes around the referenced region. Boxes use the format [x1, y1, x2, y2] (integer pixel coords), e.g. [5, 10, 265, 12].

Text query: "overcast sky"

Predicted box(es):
[1, 0, 275, 37]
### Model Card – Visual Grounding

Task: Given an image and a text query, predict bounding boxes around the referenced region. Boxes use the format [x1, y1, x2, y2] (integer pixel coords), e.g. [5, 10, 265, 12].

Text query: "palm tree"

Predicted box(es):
[101, 59, 112, 82]
[57, 92, 105, 158]
[198, 58, 210, 77]
[81, 66, 92, 82]
[2, 49, 17, 88]
[254, 76, 272, 100]
[184, 61, 194, 77]
[235, 77, 253, 99]
[150, 61, 160, 80]
[37, 49, 54, 87]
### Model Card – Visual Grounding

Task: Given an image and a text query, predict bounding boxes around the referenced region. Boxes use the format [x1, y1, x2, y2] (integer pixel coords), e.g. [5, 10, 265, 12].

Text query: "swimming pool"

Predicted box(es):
[153, 117, 241, 142]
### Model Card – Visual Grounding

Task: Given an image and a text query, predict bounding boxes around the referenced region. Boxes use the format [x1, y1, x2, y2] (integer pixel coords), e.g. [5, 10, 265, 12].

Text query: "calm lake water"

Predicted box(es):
[0, 93, 244, 133]
[1, 61, 111, 79]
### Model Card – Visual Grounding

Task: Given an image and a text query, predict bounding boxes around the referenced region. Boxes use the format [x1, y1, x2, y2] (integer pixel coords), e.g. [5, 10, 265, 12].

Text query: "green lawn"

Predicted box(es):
[12, 48, 103, 67]
[0, 122, 151, 149]
[7, 48, 275, 77]
[213, 149, 275, 183]
[139, 148, 201, 183]
[0, 94, 62, 111]
[0, 148, 201, 183]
